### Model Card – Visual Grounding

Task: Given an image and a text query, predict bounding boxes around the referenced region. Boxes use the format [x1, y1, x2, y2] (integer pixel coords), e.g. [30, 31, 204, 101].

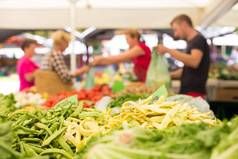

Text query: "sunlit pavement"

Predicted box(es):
[0, 74, 19, 95]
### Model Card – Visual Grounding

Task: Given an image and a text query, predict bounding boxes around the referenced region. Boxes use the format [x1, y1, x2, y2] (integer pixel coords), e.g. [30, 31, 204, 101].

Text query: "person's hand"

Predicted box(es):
[81, 65, 91, 73]
[155, 44, 169, 55]
[71, 65, 91, 77]
[91, 56, 104, 66]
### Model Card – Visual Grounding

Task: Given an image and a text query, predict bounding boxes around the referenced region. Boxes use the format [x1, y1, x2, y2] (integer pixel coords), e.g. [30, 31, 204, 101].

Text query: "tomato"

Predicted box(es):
[43, 84, 112, 109]
[83, 102, 91, 108]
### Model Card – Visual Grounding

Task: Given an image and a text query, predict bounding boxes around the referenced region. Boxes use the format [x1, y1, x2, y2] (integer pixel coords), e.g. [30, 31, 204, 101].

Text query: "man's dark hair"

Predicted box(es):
[21, 39, 37, 51]
[170, 14, 193, 27]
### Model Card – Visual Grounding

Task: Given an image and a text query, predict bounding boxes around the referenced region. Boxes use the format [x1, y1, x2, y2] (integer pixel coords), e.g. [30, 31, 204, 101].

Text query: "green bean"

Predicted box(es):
[70, 102, 83, 117]
[62, 105, 73, 117]
[40, 148, 73, 159]
[50, 123, 59, 132]
[57, 136, 74, 154]
[21, 138, 41, 143]
[15, 129, 32, 135]
[0, 140, 22, 158]
[20, 142, 25, 154]
[43, 133, 49, 142]
[59, 116, 65, 129]
[46, 118, 58, 124]
[19, 126, 40, 134]
[42, 127, 66, 146]
[38, 129, 45, 136]
[35, 122, 52, 135]
[78, 111, 102, 119]
[40, 118, 48, 124]
[12, 116, 25, 127]
[28, 145, 44, 154]
[22, 119, 33, 126]
[26, 113, 41, 121]
[22, 143, 38, 157]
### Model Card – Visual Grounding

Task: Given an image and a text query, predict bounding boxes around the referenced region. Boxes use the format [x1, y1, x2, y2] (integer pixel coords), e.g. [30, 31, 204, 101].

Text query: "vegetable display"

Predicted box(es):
[209, 63, 238, 80]
[81, 117, 238, 159]
[105, 95, 217, 130]
[0, 84, 237, 159]
[0, 94, 16, 117]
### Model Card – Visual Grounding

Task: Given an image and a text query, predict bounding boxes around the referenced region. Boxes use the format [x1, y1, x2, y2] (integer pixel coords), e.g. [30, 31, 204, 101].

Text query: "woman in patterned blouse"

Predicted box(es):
[41, 30, 89, 83]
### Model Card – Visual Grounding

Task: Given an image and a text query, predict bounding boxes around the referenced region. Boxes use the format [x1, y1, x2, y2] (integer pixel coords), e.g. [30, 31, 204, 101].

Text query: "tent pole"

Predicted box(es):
[69, 0, 79, 72]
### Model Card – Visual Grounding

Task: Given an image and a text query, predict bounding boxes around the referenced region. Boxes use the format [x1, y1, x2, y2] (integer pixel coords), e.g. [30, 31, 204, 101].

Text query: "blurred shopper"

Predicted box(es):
[92, 29, 151, 82]
[155, 14, 210, 97]
[17, 39, 39, 91]
[41, 30, 89, 84]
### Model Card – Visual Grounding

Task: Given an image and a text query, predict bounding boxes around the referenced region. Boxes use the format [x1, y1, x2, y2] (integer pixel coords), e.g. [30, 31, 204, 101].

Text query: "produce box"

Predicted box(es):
[34, 70, 72, 96]
[207, 80, 238, 102]
[212, 87, 238, 102]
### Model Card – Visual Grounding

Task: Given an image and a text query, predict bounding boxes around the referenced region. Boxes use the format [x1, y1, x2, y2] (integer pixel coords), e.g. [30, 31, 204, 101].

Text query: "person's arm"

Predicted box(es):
[92, 46, 144, 66]
[25, 72, 35, 82]
[168, 49, 203, 69]
[156, 45, 203, 69]
[23, 60, 39, 82]
[170, 68, 182, 79]
[71, 65, 91, 77]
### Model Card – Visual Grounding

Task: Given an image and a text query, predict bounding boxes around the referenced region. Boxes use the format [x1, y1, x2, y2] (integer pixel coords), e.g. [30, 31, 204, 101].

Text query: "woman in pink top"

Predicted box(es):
[92, 29, 151, 82]
[17, 39, 39, 91]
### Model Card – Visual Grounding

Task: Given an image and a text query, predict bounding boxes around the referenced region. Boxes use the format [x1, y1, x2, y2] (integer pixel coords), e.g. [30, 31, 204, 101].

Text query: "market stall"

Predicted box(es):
[0, 85, 238, 159]
[0, 0, 238, 158]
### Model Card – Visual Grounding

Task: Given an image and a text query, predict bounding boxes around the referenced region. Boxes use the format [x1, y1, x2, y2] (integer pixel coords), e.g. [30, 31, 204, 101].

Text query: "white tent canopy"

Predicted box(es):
[0, 0, 237, 29]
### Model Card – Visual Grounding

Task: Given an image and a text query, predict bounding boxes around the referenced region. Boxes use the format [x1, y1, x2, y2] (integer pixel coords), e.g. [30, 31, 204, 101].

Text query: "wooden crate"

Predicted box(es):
[207, 80, 238, 102]
[215, 87, 238, 102]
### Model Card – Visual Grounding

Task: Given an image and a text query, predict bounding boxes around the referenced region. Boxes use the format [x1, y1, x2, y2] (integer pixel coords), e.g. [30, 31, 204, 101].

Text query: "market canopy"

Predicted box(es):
[0, 0, 237, 29]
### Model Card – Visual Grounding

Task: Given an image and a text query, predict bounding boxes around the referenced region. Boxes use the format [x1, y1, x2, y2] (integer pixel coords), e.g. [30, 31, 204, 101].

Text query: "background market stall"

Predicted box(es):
[0, 0, 238, 118]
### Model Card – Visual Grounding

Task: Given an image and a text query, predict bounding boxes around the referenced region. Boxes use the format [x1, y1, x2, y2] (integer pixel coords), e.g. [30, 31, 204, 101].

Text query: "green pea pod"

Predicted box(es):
[38, 129, 45, 136]
[50, 123, 59, 133]
[61, 105, 74, 118]
[42, 128, 66, 146]
[57, 136, 74, 154]
[0, 140, 22, 158]
[29, 145, 44, 154]
[46, 118, 58, 124]
[78, 111, 102, 119]
[22, 119, 33, 126]
[35, 123, 52, 135]
[40, 118, 48, 124]
[59, 116, 65, 129]
[15, 129, 31, 135]
[19, 126, 40, 134]
[20, 142, 25, 154]
[22, 143, 38, 157]
[26, 113, 41, 121]
[70, 102, 84, 117]
[55, 95, 78, 108]
[40, 148, 73, 159]
[27, 143, 44, 154]
[21, 138, 41, 143]
[12, 116, 25, 128]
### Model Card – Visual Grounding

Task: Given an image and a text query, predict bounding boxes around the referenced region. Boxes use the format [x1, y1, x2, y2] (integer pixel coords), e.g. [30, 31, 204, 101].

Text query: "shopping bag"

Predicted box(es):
[84, 68, 95, 89]
[146, 49, 171, 89]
